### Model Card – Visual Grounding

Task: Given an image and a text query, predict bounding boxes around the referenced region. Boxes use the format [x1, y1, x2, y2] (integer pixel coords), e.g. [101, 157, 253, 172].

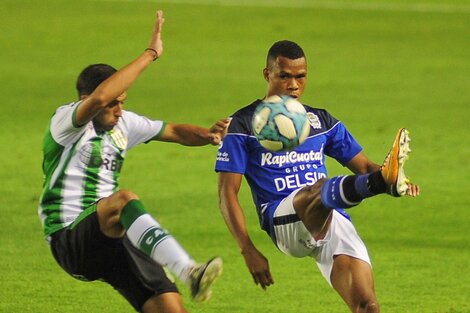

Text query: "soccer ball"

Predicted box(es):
[252, 95, 310, 152]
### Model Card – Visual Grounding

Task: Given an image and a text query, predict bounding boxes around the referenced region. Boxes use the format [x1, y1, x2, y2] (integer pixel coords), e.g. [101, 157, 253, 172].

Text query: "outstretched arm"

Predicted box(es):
[75, 10, 165, 126]
[217, 172, 274, 290]
[154, 118, 230, 146]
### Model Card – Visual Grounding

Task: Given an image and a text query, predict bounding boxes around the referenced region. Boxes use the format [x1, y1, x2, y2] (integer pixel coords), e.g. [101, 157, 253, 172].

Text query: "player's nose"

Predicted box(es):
[288, 78, 299, 89]
[114, 105, 123, 117]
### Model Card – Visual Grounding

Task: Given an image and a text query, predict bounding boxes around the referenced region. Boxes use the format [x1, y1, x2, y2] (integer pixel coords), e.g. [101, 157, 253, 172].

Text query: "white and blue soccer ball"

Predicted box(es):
[252, 95, 310, 152]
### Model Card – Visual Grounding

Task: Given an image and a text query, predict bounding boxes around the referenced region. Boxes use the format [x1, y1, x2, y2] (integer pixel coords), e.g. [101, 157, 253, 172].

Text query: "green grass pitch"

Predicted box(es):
[0, 0, 469, 312]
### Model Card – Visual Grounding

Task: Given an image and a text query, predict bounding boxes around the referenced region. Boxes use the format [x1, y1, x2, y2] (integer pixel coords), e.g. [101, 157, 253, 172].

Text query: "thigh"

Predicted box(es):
[50, 209, 178, 312]
[313, 210, 371, 286]
[122, 236, 179, 295]
[101, 238, 179, 311]
[292, 179, 333, 238]
[271, 189, 322, 258]
[50, 204, 120, 281]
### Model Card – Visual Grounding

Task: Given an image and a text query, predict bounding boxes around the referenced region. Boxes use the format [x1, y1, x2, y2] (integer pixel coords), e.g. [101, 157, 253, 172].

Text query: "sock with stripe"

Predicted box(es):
[120, 199, 194, 282]
[320, 171, 386, 209]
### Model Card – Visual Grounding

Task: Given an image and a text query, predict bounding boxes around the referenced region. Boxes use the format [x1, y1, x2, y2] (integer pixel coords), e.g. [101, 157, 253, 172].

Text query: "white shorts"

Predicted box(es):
[273, 189, 371, 285]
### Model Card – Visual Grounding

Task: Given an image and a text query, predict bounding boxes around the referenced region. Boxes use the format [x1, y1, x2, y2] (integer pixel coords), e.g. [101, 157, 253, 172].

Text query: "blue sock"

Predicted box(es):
[320, 176, 362, 209]
[320, 174, 379, 209]
[354, 174, 375, 198]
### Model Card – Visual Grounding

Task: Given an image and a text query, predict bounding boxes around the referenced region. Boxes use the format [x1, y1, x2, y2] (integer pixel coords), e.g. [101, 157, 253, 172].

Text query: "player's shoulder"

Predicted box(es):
[302, 104, 340, 132]
[227, 99, 262, 135]
[120, 109, 138, 120]
[54, 101, 80, 114]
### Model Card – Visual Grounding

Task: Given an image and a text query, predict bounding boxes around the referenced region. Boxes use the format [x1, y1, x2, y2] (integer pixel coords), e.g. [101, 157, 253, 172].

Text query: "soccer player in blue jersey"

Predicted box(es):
[39, 11, 227, 313]
[215, 40, 419, 313]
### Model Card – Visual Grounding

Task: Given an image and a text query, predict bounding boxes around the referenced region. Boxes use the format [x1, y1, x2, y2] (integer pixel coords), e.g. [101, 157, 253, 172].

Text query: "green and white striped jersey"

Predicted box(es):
[38, 101, 165, 239]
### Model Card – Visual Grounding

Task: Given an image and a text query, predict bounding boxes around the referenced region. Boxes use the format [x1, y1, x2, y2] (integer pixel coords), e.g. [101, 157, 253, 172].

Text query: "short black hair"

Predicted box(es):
[76, 64, 117, 98]
[266, 40, 305, 67]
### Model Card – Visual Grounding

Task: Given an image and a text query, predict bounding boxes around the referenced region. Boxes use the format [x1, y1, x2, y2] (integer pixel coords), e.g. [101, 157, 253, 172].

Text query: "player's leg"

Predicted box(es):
[294, 128, 412, 236]
[293, 178, 332, 238]
[270, 189, 330, 258]
[331, 255, 379, 313]
[95, 189, 222, 302]
[50, 208, 185, 312]
[321, 128, 412, 209]
[312, 210, 378, 313]
[272, 191, 379, 313]
[101, 234, 185, 312]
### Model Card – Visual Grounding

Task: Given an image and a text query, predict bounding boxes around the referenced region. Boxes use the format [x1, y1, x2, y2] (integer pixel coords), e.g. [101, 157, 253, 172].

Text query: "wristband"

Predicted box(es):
[145, 48, 158, 61]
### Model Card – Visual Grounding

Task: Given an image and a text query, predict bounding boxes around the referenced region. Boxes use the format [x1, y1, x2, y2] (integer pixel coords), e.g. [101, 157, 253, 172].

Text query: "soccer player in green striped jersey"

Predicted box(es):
[39, 10, 226, 313]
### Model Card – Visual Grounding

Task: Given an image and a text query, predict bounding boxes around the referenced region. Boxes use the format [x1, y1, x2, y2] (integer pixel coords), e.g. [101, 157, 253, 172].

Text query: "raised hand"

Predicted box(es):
[147, 10, 165, 59]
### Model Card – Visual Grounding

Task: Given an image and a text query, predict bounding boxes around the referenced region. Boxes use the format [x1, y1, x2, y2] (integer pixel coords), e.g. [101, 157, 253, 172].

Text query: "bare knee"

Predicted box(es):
[97, 189, 140, 237]
[99, 189, 139, 217]
[114, 189, 139, 206]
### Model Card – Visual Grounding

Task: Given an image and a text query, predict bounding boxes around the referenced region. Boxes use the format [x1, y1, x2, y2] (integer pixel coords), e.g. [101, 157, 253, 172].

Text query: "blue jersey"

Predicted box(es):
[215, 99, 362, 233]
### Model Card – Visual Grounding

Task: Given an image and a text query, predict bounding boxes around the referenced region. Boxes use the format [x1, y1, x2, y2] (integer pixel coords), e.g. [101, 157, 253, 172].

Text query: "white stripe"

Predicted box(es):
[127, 214, 158, 246]
[150, 236, 171, 257]
[306, 121, 342, 141]
[49, 144, 74, 189]
[338, 176, 360, 207]
[91, 0, 470, 14]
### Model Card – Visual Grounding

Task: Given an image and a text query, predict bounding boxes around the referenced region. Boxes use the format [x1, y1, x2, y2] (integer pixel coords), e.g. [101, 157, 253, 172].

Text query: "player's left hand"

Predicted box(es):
[208, 118, 231, 145]
[147, 10, 165, 59]
[405, 182, 420, 197]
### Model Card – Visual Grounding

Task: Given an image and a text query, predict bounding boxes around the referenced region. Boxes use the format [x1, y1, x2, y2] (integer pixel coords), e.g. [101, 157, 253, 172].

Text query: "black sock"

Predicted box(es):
[342, 175, 362, 203]
[368, 170, 387, 194]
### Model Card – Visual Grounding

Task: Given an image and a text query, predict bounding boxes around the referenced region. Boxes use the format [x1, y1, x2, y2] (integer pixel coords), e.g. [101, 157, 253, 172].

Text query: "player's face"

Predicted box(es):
[93, 92, 127, 132]
[264, 56, 307, 100]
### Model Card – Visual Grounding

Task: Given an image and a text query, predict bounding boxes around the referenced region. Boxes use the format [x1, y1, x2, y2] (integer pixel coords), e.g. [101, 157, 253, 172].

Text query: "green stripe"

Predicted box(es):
[120, 199, 147, 229]
[71, 102, 81, 128]
[69, 203, 97, 229]
[138, 226, 169, 256]
[40, 126, 80, 236]
[81, 137, 103, 208]
[113, 153, 123, 192]
[152, 121, 167, 140]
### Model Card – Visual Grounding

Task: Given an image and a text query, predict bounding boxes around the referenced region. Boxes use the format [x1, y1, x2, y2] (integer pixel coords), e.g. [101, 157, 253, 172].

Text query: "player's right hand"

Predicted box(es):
[241, 246, 274, 290]
[208, 118, 231, 145]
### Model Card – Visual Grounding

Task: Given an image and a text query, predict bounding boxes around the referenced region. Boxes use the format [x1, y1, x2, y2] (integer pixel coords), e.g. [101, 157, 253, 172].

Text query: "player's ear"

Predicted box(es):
[263, 68, 269, 82]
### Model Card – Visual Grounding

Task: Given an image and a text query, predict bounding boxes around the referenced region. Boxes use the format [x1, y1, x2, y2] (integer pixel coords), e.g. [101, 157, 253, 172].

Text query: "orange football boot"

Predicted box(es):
[381, 128, 412, 196]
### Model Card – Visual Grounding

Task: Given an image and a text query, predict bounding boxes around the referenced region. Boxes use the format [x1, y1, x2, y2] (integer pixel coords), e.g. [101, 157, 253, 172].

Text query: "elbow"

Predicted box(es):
[87, 92, 110, 109]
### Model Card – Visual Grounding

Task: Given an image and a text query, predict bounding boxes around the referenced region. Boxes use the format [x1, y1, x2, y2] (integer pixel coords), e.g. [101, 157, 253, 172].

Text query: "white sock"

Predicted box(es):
[126, 214, 195, 282]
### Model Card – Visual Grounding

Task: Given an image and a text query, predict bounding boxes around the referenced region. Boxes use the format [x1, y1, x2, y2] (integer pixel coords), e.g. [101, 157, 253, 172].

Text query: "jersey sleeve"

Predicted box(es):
[50, 101, 88, 146]
[121, 111, 165, 150]
[215, 133, 250, 174]
[324, 122, 362, 166]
